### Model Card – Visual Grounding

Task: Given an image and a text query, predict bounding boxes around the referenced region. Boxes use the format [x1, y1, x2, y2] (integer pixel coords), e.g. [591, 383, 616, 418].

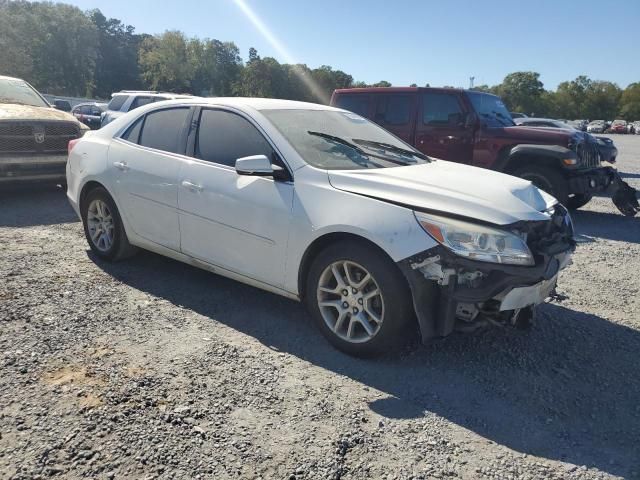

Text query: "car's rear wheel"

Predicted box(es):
[567, 193, 593, 210]
[513, 165, 569, 206]
[82, 187, 137, 261]
[305, 241, 414, 356]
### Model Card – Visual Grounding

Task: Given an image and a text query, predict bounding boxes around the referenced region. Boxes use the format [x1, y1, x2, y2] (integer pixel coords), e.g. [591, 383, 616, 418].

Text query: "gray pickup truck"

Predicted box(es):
[0, 75, 88, 185]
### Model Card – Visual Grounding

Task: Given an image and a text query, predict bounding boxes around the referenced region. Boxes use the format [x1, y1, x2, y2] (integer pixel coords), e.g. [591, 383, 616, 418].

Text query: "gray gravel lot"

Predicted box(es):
[1, 136, 639, 480]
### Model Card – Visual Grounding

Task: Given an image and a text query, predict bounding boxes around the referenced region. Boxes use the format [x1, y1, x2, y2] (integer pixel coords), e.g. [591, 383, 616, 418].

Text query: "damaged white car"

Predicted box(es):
[67, 98, 575, 356]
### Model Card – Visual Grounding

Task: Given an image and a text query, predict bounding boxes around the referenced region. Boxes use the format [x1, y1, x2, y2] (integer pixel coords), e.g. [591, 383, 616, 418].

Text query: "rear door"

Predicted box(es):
[109, 106, 193, 251]
[372, 93, 416, 143]
[178, 107, 294, 287]
[415, 91, 474, 163]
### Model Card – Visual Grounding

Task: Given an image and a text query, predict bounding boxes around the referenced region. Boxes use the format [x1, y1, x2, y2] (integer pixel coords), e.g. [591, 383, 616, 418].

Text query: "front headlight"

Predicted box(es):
[415, 212, 534, 266]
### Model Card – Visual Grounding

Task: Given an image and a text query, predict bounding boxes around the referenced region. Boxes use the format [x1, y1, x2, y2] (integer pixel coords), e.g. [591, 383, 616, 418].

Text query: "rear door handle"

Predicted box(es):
[181, 180, 203, 192]
[113, 161, 129, 171]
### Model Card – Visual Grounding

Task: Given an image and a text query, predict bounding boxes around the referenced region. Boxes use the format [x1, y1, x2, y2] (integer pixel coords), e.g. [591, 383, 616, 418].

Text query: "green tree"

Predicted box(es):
[0, 0, 98, 96]
[89, 9, 142, 98]
[619, 82, 640, 120]
[584, 81, 622, 120]
[494, 71, 544, 115]
[188, 38, 242, 96]
[139, 31, 191, 92]
[372, 80, 392, 87]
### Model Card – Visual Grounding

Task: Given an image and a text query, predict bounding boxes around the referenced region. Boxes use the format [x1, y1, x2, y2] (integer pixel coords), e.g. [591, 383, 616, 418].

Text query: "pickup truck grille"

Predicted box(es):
[575, 140, 600, 169]
[0, 121, 80, 155]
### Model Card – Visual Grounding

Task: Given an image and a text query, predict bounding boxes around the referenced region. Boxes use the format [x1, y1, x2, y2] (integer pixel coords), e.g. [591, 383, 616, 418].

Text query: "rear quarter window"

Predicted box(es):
[107, 95, 127, 111]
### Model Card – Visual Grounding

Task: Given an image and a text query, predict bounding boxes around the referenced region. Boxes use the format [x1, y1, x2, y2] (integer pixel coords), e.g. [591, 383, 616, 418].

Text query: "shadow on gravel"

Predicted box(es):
[572, 209, 640, 244]
[619, 171, 640, 179]
[93, 250, 640, 478]
[0, 186, 78, 227]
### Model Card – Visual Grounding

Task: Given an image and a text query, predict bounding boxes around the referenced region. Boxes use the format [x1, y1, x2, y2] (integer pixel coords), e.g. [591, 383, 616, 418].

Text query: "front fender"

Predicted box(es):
[497, 144, 576, 172]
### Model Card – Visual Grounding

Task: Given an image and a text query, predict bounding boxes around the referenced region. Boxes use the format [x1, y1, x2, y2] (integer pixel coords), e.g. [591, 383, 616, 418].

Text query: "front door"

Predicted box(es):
[110, 106, 192, 251]
[178, 108, 293, 287]
[414, 91, 474, 163]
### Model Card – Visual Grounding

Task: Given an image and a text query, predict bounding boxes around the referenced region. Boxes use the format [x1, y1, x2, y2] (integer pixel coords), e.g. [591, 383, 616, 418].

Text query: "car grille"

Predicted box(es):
[575, 140, 600, 169]
[0, 121, 80, 154]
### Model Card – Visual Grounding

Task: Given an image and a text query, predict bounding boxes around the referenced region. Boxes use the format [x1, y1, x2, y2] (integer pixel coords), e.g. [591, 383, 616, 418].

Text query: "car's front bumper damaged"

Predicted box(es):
[398, 209, 576, 343]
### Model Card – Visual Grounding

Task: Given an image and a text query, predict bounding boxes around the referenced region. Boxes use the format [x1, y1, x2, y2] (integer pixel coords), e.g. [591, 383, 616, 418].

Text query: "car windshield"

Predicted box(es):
[466, 91, 515, 127]
[262, 109, 429, 170]
[0, 78, 49, 108]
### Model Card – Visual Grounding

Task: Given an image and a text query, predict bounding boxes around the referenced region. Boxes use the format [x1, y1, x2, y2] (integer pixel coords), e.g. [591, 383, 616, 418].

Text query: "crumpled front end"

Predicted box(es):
[399, 204, 576, 341]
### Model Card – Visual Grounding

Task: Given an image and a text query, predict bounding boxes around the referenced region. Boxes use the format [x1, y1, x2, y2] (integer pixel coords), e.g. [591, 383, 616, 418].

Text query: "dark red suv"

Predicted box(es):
[331, 87, 634, 212]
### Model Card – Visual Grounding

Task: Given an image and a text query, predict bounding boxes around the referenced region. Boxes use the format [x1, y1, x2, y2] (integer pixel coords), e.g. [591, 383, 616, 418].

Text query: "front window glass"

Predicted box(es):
[422, 93, 463, 125]
[129, 96, 153, 111]
[466, 92, 514, 127]
[195, 109, 274, 167]
[262, 109, 428, 170]
[0, 78, 49, 108]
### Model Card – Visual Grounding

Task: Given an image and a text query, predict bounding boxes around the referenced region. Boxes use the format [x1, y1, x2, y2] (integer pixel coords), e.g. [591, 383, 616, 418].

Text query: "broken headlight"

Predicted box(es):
[415, 212, 534, 266]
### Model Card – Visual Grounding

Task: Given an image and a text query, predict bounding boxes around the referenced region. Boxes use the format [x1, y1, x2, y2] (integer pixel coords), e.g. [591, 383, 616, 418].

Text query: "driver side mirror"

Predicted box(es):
[235, 155, 287, 180]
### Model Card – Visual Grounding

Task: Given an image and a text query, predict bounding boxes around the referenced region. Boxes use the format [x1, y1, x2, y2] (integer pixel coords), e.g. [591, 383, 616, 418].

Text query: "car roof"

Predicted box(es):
[333, 86, 481, 95]
[149, 97, 341, 111]
[0, 75, 26, 82]
[515, 117, 562, 123]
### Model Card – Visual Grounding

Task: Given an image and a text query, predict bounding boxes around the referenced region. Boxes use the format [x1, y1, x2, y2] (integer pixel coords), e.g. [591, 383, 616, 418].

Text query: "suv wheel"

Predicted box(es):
[513, 165, 569, 205]
[82, 187, 137, 261]
[305, 241, 414, 356]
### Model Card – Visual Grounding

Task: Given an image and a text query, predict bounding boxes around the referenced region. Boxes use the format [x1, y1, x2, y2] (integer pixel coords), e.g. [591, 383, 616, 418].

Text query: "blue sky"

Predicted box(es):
[59, 0, 639, 90]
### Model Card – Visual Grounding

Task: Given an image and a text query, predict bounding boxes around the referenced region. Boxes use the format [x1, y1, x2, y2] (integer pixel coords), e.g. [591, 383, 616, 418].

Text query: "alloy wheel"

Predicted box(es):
[87, 199, 114, 252]
[316, 260, 385, 343]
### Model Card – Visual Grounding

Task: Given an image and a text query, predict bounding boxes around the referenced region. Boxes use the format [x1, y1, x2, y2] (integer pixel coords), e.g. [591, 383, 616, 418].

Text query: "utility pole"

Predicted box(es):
[469, 76, 475, 89]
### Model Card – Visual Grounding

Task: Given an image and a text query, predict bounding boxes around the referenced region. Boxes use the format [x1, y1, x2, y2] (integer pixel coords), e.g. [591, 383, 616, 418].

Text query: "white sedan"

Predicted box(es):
[67, 98, 575, 356]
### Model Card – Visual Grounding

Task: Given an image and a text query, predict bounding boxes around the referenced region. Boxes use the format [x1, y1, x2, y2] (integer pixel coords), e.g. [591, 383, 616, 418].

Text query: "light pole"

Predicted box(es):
[469, 76, 475, 89]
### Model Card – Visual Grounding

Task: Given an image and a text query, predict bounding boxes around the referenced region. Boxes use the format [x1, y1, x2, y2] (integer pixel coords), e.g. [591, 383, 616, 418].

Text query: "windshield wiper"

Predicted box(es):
[352, 139, 428, 161]
[308, 131, 367, 154]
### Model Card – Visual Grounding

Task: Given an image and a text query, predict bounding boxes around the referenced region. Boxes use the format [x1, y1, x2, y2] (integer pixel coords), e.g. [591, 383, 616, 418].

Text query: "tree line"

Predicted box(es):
[1, 1, 639, 120]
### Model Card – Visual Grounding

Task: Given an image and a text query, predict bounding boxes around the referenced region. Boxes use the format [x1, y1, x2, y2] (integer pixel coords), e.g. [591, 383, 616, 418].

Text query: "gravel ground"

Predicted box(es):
[1, 135, 639, 480]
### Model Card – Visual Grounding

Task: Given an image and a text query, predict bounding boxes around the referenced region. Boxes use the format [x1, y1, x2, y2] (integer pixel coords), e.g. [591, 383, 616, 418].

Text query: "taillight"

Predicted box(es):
[68, 138, 80, 154]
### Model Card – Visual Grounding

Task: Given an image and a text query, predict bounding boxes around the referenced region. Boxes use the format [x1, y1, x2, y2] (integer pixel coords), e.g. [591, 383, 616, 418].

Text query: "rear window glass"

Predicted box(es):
[138, 108, 190, 154]
[122, 116, 144, 143]
[334, 94, 370, 117]
[129, 96, 154, 111]
[107, 95, 127, 111]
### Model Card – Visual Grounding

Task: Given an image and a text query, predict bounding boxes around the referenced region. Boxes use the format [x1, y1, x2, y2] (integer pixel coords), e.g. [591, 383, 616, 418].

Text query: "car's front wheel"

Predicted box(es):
[305, 241, 414, 356]
[82, 187, 137, 261]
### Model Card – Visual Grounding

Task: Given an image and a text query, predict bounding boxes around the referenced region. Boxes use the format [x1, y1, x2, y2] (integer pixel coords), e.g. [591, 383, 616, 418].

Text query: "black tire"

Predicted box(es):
[513, 164, 569, 206]
[567, 193, 593, 210]
[82, 186, 138, 261]
[304, 240, 414, 357]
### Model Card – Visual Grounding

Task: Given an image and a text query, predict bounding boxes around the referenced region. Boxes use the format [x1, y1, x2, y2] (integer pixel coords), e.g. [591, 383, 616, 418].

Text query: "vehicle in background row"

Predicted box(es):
[587, 120, 606, 133]
[633, 121, 640, 134]
[52, 99, 72, 112]
[513, 117, 618, 164]
[610, 119, 628, 134]
[568, 119, 588, 131]
[331, 87, 638, 215]
[72, 102, 107, 130]
[101, 91, 193, 127]
[509, 112, 528, 119]
[0, 75, 88, 184]
[67, 98, 575, 356]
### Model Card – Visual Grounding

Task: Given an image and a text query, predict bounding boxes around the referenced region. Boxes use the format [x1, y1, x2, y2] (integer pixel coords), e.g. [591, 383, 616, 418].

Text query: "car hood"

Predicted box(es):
[328, 160, 556, 226]
[496, 125, 573, 144]
[0, 103, 78, 122]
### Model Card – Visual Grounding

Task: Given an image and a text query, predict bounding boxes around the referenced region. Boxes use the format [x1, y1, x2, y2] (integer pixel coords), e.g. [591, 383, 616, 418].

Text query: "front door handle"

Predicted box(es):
[181, 180, 203, 192]
[113, 161, 129, 171]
